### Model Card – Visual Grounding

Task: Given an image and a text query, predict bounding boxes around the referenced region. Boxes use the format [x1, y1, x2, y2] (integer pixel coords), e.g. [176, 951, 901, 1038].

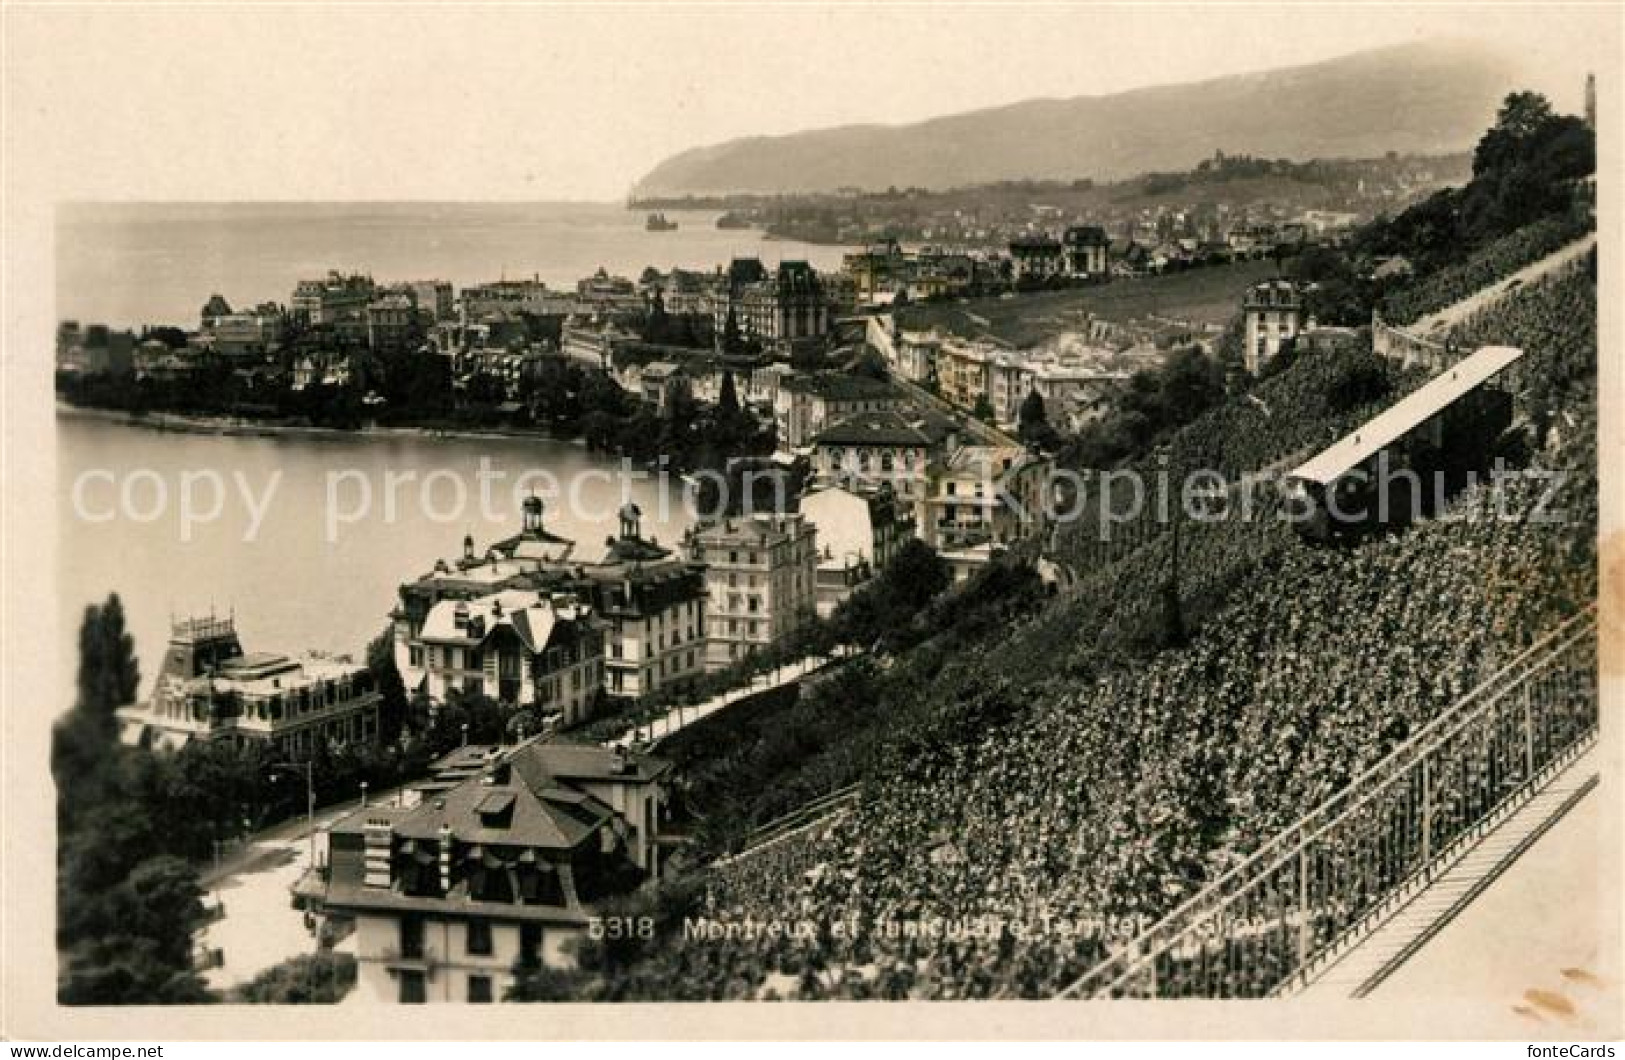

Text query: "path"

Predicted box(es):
[1296, 744, 1600, 1000]
[1412, 234, 1596, 336]
[608, 652, 847, 750]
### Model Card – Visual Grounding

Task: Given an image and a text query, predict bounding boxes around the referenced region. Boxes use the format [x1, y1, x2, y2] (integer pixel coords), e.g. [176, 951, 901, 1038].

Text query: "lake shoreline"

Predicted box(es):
[54, 403, 592, 448]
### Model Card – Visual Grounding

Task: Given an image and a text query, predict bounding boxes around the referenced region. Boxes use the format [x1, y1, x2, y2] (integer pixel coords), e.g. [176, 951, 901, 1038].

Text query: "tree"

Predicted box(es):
[233, 953, 357, 1004]
[367, 626, 410, 744]
[1466, 91, 1593, 239]
[1017, 389, 1056, 448]
[1156, 347, 1225, 425]
[717, 369, 741, 420]
[1473, 92, 1557, 178]
[55, 595, 141, 830]
[75, 594, 141, 735]
[641, 289, 671, 345]
[721, 303, 745, 355]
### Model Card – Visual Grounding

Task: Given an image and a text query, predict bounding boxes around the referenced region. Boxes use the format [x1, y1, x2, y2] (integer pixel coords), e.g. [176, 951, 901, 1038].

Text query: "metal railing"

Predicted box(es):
[1058, 607, 1597, 999]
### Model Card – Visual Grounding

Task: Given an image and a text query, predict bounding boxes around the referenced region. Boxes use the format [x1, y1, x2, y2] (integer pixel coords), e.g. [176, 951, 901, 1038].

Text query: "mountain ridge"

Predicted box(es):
[633, 40, 1524, 197]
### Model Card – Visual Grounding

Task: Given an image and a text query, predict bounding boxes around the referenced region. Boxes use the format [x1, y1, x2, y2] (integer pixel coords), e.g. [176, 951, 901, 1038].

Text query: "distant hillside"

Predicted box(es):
[633, 40, 1521, 196]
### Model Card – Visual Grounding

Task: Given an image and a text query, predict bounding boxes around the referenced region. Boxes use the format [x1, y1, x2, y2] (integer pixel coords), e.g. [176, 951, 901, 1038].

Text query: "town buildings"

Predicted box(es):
[115, 615, 381, 756]
[777, 372, 904, 448]
[893, 328, 942, 385]
[299, 739, 675, 1003]
[461, 279, 577, 319]
[717, 259, 832, 352]
[413, 590, 604, 727]
[936, 338, 994, 412]
[56, 322, 135, 376]
[685, 513, 818, 671]
[921, 445, 1051, 550]
[811, 409, 959, 505]
[366, 293, 419, 353]
[1063, 225, 1111, 279]
[582, 504, 708, 700]
[1008, 235, 1066, 281]
[393, 280, 455, 323]
[209, 307, 282, 363]
[393, 497, 708, 711]
[800, 482, 912, 616]
[1242, 279, 1306, 373]
[291, 272, 376, 333]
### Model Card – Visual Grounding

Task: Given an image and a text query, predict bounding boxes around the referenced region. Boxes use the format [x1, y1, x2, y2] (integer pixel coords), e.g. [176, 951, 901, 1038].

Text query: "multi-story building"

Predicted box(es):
[936, 338, 995, 412]
[415, 589, 604, 726]
[777, 372, 905, 448]
[115, 615, 380, 756]
[576, 269, 640, 312]
[840, 239, 907, 305]
[561, 318, 638, 369]
[719, 259, 831, 351]
[1008, 235, 1066, 281]
[392, 280, 455, 323]
[298, 739, 675, 1003]
[210, 307, 281, 363]
[810, 409, 958, 506]
[893, 329, 942, 385]
[921, 445, 1052, 550]
[1063, 225, 1111, 279]
[986, 351, 1033, 429]
[799, 482, 913, 616]
[579, 504, 708, 700]
[461, 279, 578, 320]
[1242, 279, 1305, 373]
[685, 513, 817, 671]
[393, 498, 706, 709]
[200, 294, 235, 329]
[291, 272, 376, 328]
[366, 293, 419, 352]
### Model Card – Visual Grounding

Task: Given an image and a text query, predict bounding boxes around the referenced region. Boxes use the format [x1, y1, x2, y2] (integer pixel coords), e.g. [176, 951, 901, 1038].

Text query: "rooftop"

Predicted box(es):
[1291, 345, 1525, 487]
[813, 409, 958, 448]
[331, 739, 670, 854]
[784, 372, 900, 401]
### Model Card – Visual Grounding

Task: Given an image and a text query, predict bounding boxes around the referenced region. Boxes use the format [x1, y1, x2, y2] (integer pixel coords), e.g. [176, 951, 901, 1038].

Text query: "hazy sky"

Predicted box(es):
[5, 3, 1616, 202]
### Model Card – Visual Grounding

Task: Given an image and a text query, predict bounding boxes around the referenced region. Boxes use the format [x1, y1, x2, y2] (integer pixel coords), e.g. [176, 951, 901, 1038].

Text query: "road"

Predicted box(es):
[188, 652, 846, 989]
[191, 781, 418, 992]
[887, 370, 1020, 448]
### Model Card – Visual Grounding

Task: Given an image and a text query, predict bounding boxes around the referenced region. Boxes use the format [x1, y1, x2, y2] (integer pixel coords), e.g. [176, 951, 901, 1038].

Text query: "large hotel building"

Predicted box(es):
[393, 498, 708, 719]
[115, 615, 381, 755]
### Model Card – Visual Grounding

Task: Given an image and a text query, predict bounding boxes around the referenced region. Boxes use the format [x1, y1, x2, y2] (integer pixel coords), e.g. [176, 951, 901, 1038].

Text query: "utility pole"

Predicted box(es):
[271, 760, 316, 869]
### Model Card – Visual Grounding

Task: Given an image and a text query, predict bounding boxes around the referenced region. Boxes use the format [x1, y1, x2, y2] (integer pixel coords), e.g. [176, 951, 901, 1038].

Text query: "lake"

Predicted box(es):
[56, 201, 853, 329]
[56, 415, 695, 708]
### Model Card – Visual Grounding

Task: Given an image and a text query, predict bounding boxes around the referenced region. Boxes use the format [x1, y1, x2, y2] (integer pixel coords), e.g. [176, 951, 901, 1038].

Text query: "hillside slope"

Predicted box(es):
[634, 40, 1519, 196]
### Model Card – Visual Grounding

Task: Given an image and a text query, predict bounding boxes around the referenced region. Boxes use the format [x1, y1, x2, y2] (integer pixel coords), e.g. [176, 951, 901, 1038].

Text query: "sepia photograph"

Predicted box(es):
[1, 0, 1620, 1045]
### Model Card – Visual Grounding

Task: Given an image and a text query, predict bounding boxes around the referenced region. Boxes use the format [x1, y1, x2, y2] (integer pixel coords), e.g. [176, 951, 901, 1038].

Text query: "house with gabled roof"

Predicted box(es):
[297, 738, 675, 1003]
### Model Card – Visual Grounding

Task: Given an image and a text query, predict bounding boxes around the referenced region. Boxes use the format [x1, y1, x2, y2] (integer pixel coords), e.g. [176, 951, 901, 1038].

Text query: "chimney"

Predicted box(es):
[438, 823, 453, 895]
[362, 818, 393, 888]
